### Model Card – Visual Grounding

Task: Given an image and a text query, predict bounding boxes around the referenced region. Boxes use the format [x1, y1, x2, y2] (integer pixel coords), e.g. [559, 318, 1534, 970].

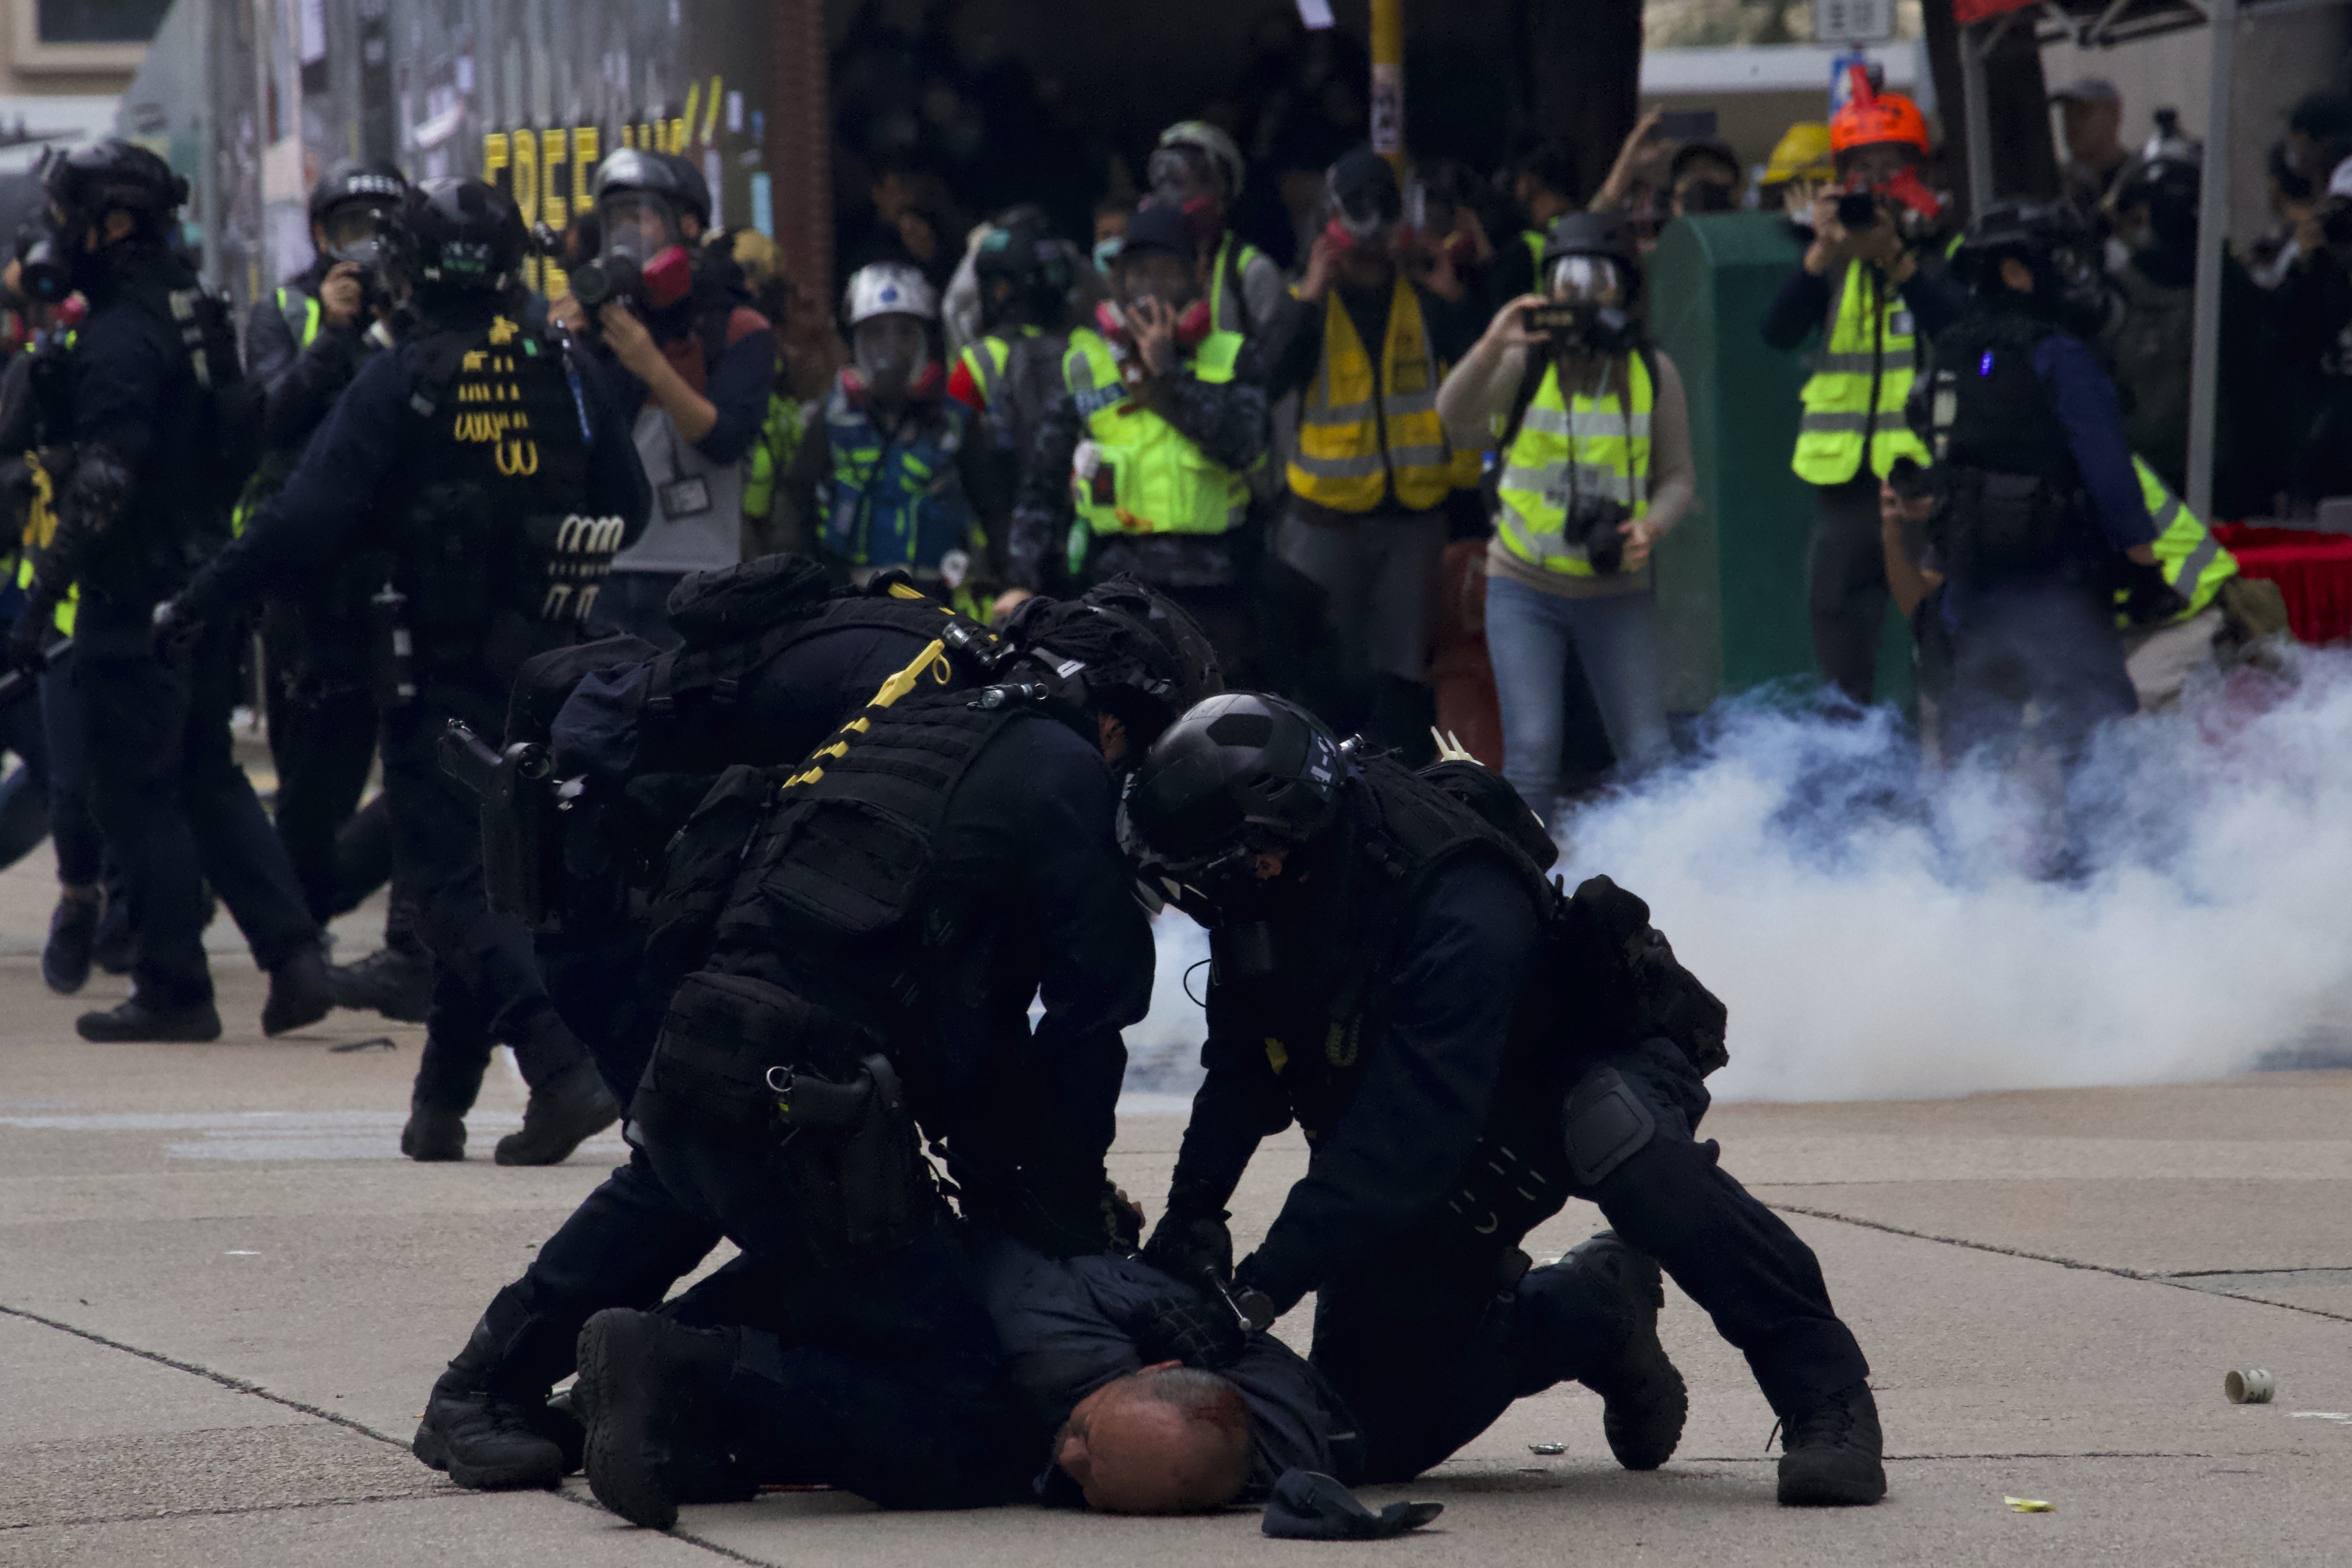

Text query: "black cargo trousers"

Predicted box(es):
[1312, 1038, 1872, 1482]
[446, 967, 1031, 1510]
[382, 661, 594, 1111]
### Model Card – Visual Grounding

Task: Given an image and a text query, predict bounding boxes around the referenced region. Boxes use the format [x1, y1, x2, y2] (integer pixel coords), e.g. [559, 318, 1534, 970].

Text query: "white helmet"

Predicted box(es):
[1156, 120, 1246, 202]
[844, 262, 938, 328]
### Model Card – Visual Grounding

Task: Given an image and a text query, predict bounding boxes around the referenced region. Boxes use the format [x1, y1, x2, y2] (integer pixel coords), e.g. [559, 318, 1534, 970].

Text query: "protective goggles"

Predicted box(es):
[1548, 254, 1628, 306]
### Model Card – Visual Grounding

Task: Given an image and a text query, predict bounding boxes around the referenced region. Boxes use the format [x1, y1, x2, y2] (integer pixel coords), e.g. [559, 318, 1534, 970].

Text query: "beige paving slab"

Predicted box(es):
[0, 1490, 726, 1568]
[1753, 1178, 2352, 1277]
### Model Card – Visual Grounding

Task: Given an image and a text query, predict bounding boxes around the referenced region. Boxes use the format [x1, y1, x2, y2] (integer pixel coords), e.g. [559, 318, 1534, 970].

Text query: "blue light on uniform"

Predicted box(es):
[1979, 350, 1995, 376]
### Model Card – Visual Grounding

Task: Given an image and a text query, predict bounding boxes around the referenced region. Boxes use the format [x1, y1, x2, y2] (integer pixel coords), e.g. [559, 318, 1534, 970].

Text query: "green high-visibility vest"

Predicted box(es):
[278, 284, 322, 351]
[1208, 234, 1265, 336]
[742, 390, 808, 523]
[1495, 354, 1654, 578]
[1064, 328, 1248, 558]
[1791, 258, 1932, 485]
[2120, 455, 2237, 628]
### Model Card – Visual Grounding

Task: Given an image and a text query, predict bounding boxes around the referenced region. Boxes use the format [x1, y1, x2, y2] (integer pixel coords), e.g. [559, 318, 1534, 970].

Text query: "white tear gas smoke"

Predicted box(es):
[1126, 649, 2352, 1104]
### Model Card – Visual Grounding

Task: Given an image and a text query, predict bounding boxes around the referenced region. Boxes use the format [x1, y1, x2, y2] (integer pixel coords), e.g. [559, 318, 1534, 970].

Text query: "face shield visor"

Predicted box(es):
[318, 200, 390, 269]
[851, 313, 930, 400]
[1548, 253, 1628, 308]
[598, 192, 684, 266]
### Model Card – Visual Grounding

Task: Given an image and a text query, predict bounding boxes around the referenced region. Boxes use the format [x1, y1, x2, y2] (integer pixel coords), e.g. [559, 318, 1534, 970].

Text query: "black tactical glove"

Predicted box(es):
[1133, 1290, 1248, 1370]
[1140, 1208, 1234, 1294]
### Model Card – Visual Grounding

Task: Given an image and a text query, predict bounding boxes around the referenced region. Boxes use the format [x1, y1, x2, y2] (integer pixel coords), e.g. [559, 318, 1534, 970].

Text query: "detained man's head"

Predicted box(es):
[1054, 1362, 1252, 1513]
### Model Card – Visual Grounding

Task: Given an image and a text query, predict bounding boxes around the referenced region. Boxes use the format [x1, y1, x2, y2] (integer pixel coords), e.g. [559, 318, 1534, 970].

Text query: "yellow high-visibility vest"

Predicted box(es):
[2120, 456, 2237, 628]
[1791, 258, 1932, 485]
[1494, 354, 1654, 577]
[1288, 280, 1456, 513]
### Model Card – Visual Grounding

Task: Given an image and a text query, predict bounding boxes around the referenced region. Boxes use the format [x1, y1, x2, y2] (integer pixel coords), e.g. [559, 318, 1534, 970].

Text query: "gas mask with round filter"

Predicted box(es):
[1148, 144, 1226, 249]
[574, 190, 693, 312]
[1538, 252, 1638, 355]
[848, 314, 936, 405]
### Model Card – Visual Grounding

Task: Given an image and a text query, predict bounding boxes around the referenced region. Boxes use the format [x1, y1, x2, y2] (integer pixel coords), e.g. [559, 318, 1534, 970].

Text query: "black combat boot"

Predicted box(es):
[42, 886, 100, 995]
[413, 1370, 568, 1490]
[574, 1308, 746, 1530]
[328, 944, 433, 1024]
[401, 1100, 467, 1162]
[77, 995, 222, 1043]
[412, 1300, 575, 1488]
[90, 894, 134, 976]
[494, 1058, 620, 1166]
[1776, 1381, 1886, 1506]
[262, 944, 337, 1036]
[1566, 1232, 1688, 1471]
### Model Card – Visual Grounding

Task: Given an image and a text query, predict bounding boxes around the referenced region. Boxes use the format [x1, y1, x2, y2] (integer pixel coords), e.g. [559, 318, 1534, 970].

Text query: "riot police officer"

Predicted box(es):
[1908, 202, 2158, 870]
[244, 158, 433, 1024]
[10, 140, 334, 1043]
[408, 586, 1220, 1527]
[1120, 694, 1887, 1506]
[165, 180, 651, 1164]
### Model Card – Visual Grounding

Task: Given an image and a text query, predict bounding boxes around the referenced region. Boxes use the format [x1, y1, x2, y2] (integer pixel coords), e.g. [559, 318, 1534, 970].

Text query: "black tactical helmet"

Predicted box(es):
[1541, 210, 1640, 278]
[1000, 575, 1226, 748]
[309, 159, 409, 225]
[1953, 198, 2112, 330]
[591, 148, 710, 227]
[393, 178, 526, 295]
[1117, 692, 1346, 885]
[1952, 199, 2091, 286]
[42, 139, 186, 240]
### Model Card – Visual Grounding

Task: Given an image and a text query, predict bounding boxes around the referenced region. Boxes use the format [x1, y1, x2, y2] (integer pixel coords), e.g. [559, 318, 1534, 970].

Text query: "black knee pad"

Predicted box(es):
[1563, 1065, 1657, 1188]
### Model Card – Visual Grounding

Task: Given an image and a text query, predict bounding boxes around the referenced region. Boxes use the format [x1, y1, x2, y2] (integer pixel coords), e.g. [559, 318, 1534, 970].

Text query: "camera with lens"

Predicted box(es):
[2322, 197, 2352, 250]
[1836, 189, 1884, 230]
[1526, 301, 1639, 354]
[1569, 493, 1633, 575]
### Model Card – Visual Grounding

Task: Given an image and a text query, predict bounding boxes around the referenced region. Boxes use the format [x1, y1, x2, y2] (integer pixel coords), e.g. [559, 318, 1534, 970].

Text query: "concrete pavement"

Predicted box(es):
[3, 842, 2350, 1565]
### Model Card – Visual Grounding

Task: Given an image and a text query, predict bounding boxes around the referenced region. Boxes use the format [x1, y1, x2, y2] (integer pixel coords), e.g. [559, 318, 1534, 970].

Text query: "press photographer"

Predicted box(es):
[1438, 212, 1694, 824]
[552, 148, 777, 649]
[1761, 69, 1966, 708]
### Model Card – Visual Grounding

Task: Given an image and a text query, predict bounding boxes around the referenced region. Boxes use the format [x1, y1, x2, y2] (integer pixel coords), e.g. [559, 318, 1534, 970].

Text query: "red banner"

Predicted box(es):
[1953, 0, 2038, 22]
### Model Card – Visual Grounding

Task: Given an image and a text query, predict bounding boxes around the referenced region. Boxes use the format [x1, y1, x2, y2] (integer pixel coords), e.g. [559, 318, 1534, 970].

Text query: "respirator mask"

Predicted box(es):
[571, 192, 692, 313]
[846, 314, 938, 405]
[1532, 253, 1638, 356]
[1147, 145, 1224, 249]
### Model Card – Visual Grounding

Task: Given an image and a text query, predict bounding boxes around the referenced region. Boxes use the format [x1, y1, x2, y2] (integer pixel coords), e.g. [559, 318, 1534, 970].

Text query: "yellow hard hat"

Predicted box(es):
[1764, 122, 1837, 185]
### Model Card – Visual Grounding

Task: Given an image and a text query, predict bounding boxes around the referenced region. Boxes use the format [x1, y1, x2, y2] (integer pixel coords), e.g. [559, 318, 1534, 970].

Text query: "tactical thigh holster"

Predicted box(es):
[632, 970, 937, 1262]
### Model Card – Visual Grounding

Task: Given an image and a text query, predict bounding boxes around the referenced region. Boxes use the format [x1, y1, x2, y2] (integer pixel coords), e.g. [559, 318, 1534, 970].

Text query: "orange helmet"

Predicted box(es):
[1830, 66, 1930, 156]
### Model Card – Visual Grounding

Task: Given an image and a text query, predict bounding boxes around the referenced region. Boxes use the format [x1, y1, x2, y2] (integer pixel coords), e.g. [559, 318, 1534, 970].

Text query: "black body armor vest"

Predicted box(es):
[1216, 752, 1728, 1254]
[394, 315, 609, 662]
[1920, 310, 2092, 586]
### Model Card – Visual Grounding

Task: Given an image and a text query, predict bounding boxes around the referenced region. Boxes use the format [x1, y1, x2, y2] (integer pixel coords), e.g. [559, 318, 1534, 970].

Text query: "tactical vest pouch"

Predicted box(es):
[635, 970, 855, 1133]
[642, 764, 780, 976]
[1933, 468, 2076, 587]
[1418, 758, 1559, 872]
[1552, 874, 1729, 1078]
[752, 796, 934, 938]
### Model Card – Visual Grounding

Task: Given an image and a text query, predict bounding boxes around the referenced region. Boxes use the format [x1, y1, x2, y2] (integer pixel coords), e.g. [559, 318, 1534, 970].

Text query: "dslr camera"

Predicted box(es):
[1569, 492, 1633, 575]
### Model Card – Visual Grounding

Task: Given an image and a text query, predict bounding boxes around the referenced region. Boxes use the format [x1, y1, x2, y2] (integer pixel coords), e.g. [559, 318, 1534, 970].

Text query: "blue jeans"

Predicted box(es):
[1483, 572, 1668, 826]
